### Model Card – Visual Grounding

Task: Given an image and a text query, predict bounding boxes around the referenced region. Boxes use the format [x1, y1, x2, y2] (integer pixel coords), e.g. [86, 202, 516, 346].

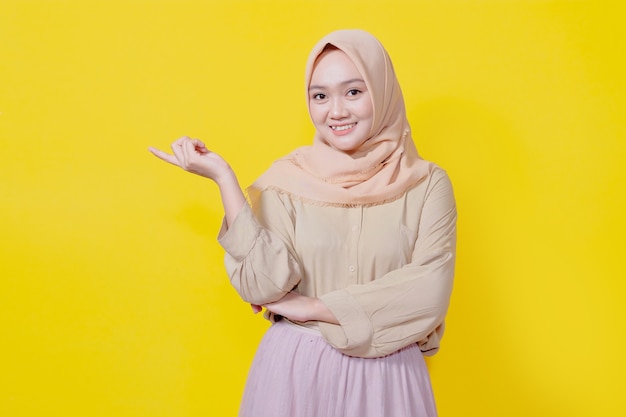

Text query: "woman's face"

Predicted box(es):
[308, 49, 374, 155]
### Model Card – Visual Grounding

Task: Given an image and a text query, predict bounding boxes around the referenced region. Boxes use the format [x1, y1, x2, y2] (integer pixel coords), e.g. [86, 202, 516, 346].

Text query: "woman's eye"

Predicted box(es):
[313, 93, 326, 100]
[347, 89, 361, 96]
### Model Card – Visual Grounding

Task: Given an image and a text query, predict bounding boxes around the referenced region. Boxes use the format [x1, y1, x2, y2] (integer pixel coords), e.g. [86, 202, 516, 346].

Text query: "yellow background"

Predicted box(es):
[1, 0, 624, 416]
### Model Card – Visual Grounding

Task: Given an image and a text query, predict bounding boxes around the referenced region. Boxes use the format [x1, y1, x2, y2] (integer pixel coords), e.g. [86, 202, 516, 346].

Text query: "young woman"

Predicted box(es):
[150, 29, 456, 417]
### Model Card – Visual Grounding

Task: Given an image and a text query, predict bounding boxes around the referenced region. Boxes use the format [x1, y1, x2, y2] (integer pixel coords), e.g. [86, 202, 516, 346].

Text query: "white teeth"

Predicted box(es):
[331, 123, 355, 131]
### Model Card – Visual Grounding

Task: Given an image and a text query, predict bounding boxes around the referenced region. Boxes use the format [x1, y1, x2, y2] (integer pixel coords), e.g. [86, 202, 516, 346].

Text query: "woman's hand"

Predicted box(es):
[149, 136, 232, 184]
[260, 292, 339, 324]
[149, 136, 246, 227]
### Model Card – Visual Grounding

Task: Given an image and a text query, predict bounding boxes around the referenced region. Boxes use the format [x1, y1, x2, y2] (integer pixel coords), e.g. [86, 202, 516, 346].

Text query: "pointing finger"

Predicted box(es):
[148, 147, 181, 167]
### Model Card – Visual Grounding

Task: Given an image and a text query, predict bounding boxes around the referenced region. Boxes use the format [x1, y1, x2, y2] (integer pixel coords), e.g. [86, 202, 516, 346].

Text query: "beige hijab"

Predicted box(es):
[249, 29, 431, 207]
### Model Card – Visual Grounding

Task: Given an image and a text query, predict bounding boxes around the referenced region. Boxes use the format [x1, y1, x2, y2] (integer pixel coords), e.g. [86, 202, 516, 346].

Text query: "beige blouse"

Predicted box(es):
[218, 165, 457, 358]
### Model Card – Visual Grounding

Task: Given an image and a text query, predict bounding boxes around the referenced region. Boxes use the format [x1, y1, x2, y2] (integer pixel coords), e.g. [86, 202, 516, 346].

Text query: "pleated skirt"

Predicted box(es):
[239, 320, 437, 417]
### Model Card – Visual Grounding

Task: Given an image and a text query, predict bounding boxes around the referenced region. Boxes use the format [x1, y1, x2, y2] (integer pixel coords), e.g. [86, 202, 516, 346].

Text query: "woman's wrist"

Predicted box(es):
[215, 165, 237, 189]
[312, 297, 339, 324]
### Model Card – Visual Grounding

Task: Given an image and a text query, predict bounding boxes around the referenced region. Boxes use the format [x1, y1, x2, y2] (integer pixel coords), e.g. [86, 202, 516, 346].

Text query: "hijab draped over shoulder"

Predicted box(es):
[249, 29, 431, 207]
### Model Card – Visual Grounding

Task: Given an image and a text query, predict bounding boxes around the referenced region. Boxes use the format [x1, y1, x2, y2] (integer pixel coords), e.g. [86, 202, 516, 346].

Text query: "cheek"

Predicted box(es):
[309, 106, 326, 126]
[357, 101, 374, 119]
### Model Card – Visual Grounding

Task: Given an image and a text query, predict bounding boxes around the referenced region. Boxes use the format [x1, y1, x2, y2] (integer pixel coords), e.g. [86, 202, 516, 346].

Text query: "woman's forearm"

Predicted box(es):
[216, 169, 247, 228]
[263, 292, 339, 324]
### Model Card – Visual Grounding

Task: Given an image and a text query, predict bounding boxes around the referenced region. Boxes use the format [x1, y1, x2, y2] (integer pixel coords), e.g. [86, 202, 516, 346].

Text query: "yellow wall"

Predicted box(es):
[1, 1, 624, 416]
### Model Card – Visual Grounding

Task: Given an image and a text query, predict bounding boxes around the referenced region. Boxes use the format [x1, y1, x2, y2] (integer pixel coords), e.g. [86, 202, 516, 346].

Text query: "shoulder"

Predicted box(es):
[426, 162, 452, 182]
[405, 162, 454, 198]
[427, 164, 454, 193]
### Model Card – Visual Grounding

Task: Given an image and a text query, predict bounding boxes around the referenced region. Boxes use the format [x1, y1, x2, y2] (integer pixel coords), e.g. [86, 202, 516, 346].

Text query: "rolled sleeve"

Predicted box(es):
[318, 290, 374, 357]
[218, 202, 301, 305]
[218, 203, 261, 260]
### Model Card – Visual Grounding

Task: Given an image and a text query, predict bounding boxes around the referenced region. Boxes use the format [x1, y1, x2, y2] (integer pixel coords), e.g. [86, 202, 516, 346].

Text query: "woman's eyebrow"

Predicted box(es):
[308, 78, 366, 91]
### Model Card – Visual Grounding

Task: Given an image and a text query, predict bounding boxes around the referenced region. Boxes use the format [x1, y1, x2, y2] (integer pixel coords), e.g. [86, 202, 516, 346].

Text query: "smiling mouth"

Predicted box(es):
[330, 123, 356, 131]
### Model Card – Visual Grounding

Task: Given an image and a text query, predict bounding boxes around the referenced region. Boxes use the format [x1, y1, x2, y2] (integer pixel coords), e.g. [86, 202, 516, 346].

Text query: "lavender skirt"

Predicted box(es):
[239, 320, 437, 417]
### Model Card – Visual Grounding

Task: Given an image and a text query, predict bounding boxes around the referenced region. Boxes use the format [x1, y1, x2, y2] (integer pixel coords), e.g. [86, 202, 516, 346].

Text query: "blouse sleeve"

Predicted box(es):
[318, 169, 457, 358]
[217, 189, 302, 305]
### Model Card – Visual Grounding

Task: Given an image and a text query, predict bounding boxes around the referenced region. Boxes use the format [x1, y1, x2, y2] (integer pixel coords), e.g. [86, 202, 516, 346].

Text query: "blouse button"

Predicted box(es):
[348, 265, 356, 273]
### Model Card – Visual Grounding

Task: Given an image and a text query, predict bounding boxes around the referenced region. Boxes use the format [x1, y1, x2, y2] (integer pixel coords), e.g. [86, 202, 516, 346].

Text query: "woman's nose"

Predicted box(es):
[330, 99, 348, 118]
